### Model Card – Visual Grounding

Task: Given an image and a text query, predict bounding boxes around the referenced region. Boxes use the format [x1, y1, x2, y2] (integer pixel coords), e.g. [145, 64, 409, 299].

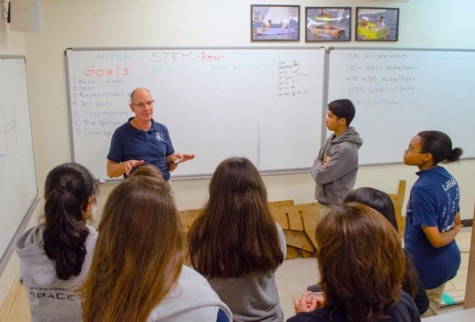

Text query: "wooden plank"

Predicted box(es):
[285, 246, 299, 260]
[301, 203, 318, 250]
[179, 209, 201, 233]
[269, 200, 294, 207]
[271, 207, 290, 230]
[269, 201, 294, 230]
[389, 180, 406, 238]
[301, 250, 315, 258]
[283, 230, 315, 253]
[283, 206, 305, 231]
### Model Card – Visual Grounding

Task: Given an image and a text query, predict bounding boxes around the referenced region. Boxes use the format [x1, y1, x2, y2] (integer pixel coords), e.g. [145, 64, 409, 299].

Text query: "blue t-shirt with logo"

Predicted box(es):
[404, 166, 461, 289]
[107, 118, 175, 180]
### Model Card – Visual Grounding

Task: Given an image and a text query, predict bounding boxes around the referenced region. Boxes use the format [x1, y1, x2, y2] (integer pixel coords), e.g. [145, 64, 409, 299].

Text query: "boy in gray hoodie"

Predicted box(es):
[311, 99, 363, 220]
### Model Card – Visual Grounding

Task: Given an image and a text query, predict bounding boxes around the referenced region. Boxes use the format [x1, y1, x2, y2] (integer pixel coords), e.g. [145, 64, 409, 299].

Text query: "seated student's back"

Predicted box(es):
[188, 157, 286, 322]
[81, 167, 231, 322]
[15, 163, 98, 322]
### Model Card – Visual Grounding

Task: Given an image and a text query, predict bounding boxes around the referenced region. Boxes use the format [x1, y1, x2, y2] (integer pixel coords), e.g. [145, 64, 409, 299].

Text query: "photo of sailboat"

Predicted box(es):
[251, 5, 300, 41]
[306, 7, 351, 42]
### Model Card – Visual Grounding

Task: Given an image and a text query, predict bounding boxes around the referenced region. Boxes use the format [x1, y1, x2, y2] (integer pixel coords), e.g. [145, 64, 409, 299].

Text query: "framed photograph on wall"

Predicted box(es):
[305, 7, 351, 42]
[251, 5, 300, 41]
[356, 7, 399, 41]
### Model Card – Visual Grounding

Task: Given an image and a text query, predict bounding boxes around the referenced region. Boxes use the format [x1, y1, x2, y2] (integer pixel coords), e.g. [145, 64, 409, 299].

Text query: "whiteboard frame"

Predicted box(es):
[65, 46, 327, 179]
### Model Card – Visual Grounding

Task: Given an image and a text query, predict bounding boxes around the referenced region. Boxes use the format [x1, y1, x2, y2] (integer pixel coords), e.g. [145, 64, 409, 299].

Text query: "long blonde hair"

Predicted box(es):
[82, 175, 183, 321]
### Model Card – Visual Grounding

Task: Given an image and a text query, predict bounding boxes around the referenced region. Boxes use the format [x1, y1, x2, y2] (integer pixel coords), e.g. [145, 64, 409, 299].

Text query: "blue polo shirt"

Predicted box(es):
[404, 166, 461, 289]
[107, 118, 175, 180]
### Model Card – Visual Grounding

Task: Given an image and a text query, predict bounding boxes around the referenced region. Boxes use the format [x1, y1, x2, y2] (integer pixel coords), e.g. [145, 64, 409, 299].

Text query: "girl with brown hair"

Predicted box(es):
[344, 187, 429, 315]
[288, 203, 420, 322]
[81, 169, 231, 321]
[188, 157, 286, 321]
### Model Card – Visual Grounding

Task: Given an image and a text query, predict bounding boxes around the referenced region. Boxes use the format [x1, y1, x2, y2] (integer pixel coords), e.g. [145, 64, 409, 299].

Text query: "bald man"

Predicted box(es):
[107, 87, 194, 180]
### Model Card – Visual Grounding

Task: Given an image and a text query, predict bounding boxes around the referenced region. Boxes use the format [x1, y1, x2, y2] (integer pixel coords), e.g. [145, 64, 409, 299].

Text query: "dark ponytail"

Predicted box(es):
[43, 163, 97, 280]
[418, 131, 463, 165]
[446, 147, 463, 163]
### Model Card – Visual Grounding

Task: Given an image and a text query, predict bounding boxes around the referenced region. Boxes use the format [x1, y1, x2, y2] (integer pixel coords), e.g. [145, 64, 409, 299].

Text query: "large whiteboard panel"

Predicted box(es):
[328, 48, 475, 165]
[0, 57, 37, 271]
[66, 48, 326, 180]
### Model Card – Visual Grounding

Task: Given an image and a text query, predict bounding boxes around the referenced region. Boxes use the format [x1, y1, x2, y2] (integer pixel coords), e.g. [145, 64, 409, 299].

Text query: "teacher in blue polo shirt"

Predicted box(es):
[106, 87, 194, 180]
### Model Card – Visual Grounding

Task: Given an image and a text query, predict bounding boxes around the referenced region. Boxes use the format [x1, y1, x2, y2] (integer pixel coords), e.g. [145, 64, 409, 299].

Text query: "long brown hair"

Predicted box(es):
[81, 175, 183, 322]
[316, 203, 405, 322]
[188, 157, 284, 278]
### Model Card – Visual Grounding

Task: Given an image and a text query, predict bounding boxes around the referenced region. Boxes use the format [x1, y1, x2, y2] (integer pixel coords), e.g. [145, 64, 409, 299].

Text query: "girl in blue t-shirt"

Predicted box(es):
[403, 130, 463, 317]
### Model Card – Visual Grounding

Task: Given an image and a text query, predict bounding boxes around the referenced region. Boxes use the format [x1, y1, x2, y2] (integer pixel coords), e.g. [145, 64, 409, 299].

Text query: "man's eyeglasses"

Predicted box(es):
[131, 100, 154, 108]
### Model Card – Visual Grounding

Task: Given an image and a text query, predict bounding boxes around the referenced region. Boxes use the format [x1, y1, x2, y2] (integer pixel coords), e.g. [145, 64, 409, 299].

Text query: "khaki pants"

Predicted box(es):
[317, 203, 332, 223]
[421, 283, 446, 318]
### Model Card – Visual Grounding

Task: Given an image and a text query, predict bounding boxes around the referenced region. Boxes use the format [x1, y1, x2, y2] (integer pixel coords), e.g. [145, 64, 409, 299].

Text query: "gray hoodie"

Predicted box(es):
[14, 225, 97, 322]
[311, 127, 363, 206]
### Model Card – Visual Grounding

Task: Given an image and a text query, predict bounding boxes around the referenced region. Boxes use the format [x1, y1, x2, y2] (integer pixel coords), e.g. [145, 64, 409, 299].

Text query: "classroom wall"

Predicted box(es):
[23, 0, 474, 215]
[2, 0, 475, 309]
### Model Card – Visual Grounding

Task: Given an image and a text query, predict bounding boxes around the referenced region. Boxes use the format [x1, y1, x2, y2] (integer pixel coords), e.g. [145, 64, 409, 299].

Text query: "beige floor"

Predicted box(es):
[276, 229, 472, 320]
[2, 230, 471, 321]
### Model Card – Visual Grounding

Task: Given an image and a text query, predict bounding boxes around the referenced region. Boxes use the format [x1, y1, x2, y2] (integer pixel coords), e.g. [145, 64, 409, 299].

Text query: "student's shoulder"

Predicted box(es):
[410, 181, 435, 199]
[15, 225, 43, 252]
[400, 289, 414, 302]
[173, 266, 228, 308]
[330, 141, 358, 155]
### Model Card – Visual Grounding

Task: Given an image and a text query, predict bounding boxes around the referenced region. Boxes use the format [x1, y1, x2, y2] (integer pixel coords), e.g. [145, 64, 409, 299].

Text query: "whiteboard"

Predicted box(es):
[66, 47, 326, 180]
[0, 56, 37, 272]
[328, 48, 475, 165]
